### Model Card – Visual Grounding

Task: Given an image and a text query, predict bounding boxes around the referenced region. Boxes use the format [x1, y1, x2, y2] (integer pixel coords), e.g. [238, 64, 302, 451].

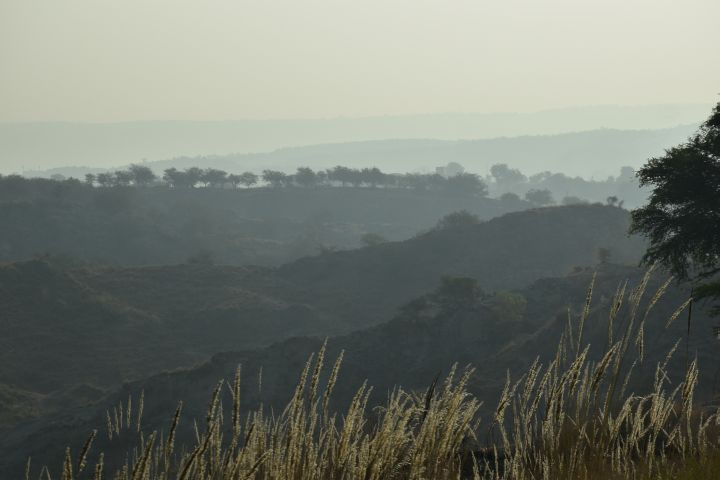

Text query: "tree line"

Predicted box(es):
[82, 165, 489, 196]
[11, 161, 641, 207]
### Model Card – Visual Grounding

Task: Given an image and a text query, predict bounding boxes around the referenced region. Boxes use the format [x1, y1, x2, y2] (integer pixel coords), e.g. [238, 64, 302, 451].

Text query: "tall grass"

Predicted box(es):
[37, 270, 720, 479]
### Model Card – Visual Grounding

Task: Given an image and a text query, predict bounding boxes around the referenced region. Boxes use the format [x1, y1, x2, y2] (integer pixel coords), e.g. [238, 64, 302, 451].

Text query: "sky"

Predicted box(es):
[1, 0, 719, 123]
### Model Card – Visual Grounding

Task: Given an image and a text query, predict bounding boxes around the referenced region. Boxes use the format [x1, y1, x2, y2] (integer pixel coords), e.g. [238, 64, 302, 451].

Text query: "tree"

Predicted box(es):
[262, 170, 287, 188]
[163, 168, 185, 188]
[384, 174, 400, 188]
[96, 173, 115, 187]
[361, 167, 385, 187]
[227, 174, 242, 189]
[524, 189, 554, 206]
[239, 171, 258, 188]
[84, 173, 96, 186]
[329, 166, 353, 186]
[498, 192, 523, 207]
[184, 167, 204, 188]
[295, 167, 317, 187]
[348, 168, 363, 187]
[445, 173, 488, 196]
[439, 162, 465, 178]
[436, 210, 480, 230]
[490, 164, 527, 187]
[113, 170, 133, 187]
[316, 170, 329, 185]
[128, 164, 157, 186]
[426, 173, 447, 191]
[630, 102, 720, 312]
[201, 168, 228, 188]
[400, 173, 429, 191]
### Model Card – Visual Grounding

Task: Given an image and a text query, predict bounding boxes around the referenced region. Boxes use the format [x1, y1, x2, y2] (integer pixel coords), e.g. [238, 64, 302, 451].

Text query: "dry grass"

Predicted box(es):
[35, 270, 720, 479]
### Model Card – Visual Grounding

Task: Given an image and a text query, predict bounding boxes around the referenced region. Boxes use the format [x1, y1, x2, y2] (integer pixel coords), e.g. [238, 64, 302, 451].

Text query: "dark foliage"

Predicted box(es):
[630, 103, 720, 311]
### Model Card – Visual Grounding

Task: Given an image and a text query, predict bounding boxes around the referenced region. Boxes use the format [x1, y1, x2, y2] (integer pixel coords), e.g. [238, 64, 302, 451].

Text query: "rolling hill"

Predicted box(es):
[0, 204, 655, 475]
[3, 264, 712, 476]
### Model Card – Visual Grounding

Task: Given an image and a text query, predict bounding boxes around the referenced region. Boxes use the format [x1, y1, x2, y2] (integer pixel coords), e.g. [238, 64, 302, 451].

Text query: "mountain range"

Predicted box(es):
[6, 104, 706, 177]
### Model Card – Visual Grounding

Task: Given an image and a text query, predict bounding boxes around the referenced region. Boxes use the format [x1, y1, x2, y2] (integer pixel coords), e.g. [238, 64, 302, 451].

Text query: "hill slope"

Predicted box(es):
[0, 179, 524, 266]
[0, 205, 645, 411]
[4, 265, 712, 476]
[276, 204, 646, 323]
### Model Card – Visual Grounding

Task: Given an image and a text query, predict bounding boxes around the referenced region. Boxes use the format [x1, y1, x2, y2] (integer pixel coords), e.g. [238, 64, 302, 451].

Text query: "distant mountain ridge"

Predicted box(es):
[5, 103, 707, 175]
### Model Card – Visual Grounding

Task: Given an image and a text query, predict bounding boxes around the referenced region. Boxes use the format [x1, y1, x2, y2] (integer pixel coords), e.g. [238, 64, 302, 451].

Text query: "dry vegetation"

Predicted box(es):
[34, 270, 720, 479]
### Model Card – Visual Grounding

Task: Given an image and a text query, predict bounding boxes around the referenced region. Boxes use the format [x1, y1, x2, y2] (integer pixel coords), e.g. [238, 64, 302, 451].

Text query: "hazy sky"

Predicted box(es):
[1, 0, 719, 122]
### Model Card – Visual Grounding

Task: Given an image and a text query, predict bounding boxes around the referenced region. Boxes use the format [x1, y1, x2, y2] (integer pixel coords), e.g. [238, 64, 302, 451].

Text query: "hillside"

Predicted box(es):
[0, 205, 642, 425]
[3, 265, 711, 476]
[0, 204, 650, 475]
[276, 204, 646, 322]
[0, 178, 524, 266]
[0, 260, 339, 431]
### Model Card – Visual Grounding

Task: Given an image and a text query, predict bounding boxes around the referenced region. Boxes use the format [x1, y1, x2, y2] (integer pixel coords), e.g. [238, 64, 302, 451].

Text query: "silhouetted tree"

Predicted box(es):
[348, 169, 363, 187]
[329, 166, 353, 186]
[630, 102, 720, 312]
[426, 173, 447, 191]
[499, 192, 520, 202]
[524, 189, 554, 206]
[96, 173, 114, 187]
[436, 210, 480, 229]
[201, 168, 228, 188]
[128, 164, 157, 186]
[491, 163, 527, 188]
[361, 167, 385, 187]
[446, 173, 488, 196]
[497, 192, 523, 208]
[84, 173, 96, 186]
[295, 167, 317, 187]
[182, 167, 203, 188]
[163, 168, 184, 188]
[239, 171, 258, 188]
[227, 174, 242, 188]
[436, 162, 465, 177]
[262, 170, 287, 188]
[113, 170, 133, 187]
[528, 171, 554, 184]
[400, 173, 429, 191]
